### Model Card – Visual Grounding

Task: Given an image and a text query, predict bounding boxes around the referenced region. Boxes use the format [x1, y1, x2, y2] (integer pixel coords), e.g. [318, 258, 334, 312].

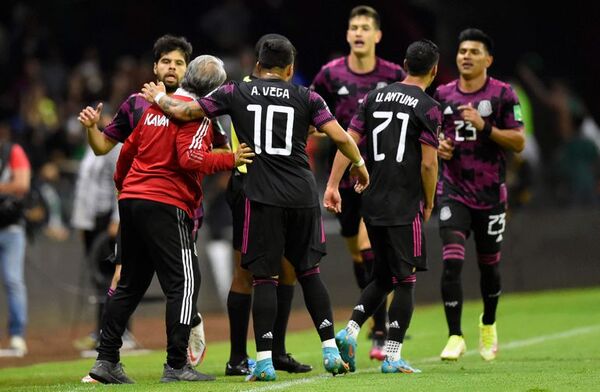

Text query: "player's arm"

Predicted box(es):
[323, 126, 366, 213]
[141, 82, 206, 121]
[0, 146, 30, 196]
[78, 103, 119, 155]
[176, 121, 254, 174]
[114, 132, 139, 192]
[458, 103, 525, 152]
[420, 144, 438, 222]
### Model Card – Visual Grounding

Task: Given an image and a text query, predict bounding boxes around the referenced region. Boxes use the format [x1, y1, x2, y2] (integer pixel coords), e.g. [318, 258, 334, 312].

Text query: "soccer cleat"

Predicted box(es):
[322, 347, 349, 376]
[440, 335, 467, 361]
[89, 360, 135, 384]
[8, 336, 27, 357]
[479, 314, 498, 361]
[381, 358, 421, 374]
[245, 358, 276, 382]
[160, 363, 216, 382]
[187, 313, 207, 367]
[369, 332, 386, 361]
[335, 329, 357, 372]
[80, 375, 99, 383]
[225, 357, 256, 376]
[273, 353, 312, 373]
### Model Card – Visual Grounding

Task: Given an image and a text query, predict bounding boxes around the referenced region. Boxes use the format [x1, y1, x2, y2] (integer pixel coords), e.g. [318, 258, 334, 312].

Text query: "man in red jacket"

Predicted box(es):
[88, 55, 254, 384]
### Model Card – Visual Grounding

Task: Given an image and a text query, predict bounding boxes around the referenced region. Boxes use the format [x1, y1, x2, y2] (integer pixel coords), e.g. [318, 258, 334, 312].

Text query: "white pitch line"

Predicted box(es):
[240, 324, 600, 392]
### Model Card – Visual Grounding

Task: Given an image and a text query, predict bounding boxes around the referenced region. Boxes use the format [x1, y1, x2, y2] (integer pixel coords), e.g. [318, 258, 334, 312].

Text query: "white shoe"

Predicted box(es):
[187, 313, 206, 367]
[440, 335, 466, 361]
[9, 336, 28, 357]
[121, 329, 142, 350]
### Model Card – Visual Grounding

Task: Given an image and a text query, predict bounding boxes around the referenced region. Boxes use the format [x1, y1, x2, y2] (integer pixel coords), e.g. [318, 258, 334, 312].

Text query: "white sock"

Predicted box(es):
[384, 340, 402, 361]
[256, 351, 272, 361]
[322, 338, 337, 349]
[346, 320, 361, 339]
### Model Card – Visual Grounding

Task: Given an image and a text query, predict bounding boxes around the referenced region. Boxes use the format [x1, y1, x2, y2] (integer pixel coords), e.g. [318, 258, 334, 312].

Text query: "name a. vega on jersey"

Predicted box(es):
[251, 86, 290, 99]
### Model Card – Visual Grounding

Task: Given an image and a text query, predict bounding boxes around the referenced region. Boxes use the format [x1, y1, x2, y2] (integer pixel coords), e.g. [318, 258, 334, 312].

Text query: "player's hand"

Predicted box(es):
[323, 186, 342, 214]
[438, 138, 454, 160]
[77, 103, 103, 128]
[457, 103, 484, 130]
[350, 164, 369, 193]
[234, 143, 255, 167]
[423, 205, 434, 223]
[141, 81, 166, 103]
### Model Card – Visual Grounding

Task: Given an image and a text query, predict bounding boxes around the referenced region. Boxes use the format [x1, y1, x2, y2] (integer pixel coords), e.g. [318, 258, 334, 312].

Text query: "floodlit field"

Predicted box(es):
[1, 287, 599, 391]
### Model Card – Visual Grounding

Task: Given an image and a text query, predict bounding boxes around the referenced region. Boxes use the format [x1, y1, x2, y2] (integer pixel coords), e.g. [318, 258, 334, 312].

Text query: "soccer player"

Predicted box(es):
[78, 35, 209, 369]
[224, 34, 311, 376]
[87, 55, 253, 384]
[435, 28, 525, 361]
[310, 5, 406, 359]
[324, 39, 441, 374]
[142, 37, 368, 381]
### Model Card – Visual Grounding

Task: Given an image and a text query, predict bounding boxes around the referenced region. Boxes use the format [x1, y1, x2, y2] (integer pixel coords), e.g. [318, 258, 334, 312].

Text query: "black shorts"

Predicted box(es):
[438, 198, 506, 254]
[366, 217, 427, 283]
[226, 170, 245, 251]
[241, 200, 326, 277]
[336, 187, 362, 237]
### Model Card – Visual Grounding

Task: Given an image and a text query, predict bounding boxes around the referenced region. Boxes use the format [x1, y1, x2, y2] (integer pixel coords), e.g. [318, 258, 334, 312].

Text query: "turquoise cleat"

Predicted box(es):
[335, 329, 357, 372]
[322, 347, 349, 376]
[245, 358, 276, 382]
[381, 358, 421, 374]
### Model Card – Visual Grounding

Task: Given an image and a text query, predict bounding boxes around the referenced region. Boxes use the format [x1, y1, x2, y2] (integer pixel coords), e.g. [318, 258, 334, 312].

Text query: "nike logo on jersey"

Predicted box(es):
[337, 86, 350, 95]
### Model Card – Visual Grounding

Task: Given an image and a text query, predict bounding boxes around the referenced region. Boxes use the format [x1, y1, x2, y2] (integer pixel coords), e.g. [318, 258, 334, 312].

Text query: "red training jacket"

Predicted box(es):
[114, 91, 234, 218]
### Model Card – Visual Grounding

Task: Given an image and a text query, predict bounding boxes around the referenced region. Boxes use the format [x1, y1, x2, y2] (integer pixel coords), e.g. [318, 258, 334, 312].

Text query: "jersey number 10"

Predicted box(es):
[247, 104, 294, 156]
[372, 111, 409, 162]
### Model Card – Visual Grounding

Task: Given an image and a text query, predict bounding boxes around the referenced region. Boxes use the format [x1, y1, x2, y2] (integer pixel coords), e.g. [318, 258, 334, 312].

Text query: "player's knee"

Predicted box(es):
[231, 267, 253, 294]
[477, 252, 501, 266]
[295, 266, 320, 284]
[442, 259, 463, 283]
[252, 276, 279, 287]
[278, 259, 297, 286]
[441, 228, 467, 247]
[392, 273, 416, 288]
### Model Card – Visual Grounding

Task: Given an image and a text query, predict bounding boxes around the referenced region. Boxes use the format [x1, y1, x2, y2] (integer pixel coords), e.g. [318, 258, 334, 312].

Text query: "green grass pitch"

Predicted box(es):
[1, 287, 599, 391]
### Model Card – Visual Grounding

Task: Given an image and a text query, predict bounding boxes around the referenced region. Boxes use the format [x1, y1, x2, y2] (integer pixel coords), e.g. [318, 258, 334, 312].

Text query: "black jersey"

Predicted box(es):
[349, 82, 441, 226]
[198, 78, 335, 208]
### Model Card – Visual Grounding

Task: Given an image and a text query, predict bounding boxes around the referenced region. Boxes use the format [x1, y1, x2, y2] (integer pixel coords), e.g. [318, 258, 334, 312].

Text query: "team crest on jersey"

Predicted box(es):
[440, 206, 452, 221]
[376, 81, 388, 89]
[477, 100, 493, 117]
[337, 86, 349, 95]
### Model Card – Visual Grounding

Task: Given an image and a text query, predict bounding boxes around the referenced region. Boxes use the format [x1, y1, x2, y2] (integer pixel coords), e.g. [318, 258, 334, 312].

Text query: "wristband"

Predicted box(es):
[481, 122, 493, 137]
[352, 157, 365, 168]
[154, 92, 166, 105]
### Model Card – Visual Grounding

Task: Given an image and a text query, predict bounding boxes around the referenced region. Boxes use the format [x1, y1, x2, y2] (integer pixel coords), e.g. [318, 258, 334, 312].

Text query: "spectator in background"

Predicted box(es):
[518, 62, 600, 206]
[0, 121, 31, 357]
[70, 134, 123, 351]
